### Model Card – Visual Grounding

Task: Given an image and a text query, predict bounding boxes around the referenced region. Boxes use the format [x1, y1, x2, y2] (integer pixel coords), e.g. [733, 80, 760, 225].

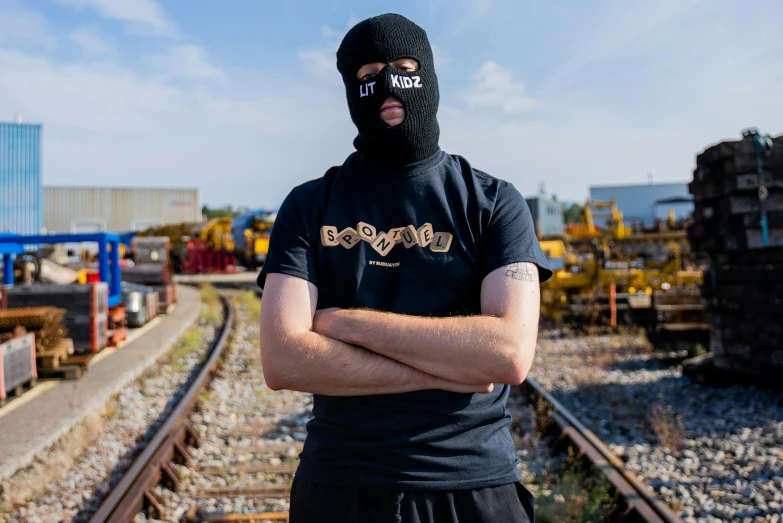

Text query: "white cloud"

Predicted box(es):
[431, 44, 454, 73]
[543, 0, 705, 92]
[143, 45, 224, 81]
[320, 25, 341, 39]
[0, 4, 56, 50]
[0, 46, 355, 208]
[462, 61, 537, 113]
[298, 45, 336, 77]
[4, 0, 783, 211]
[52, 0, 177, 37]
[451, 0, 493, 36]
[69, 28, 115, 56]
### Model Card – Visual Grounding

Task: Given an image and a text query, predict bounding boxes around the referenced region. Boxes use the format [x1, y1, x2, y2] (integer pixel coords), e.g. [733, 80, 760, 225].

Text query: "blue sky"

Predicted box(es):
[1, 0, 782, 208]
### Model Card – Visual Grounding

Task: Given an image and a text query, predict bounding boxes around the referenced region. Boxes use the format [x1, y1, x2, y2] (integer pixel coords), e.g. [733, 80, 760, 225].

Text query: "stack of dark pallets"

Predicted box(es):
[688, 129, 783, 378]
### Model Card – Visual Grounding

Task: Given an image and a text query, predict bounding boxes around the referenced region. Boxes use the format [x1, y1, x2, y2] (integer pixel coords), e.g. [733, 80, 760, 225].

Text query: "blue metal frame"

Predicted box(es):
[120, 231, 137, 250]
[0, 233, 122, 307]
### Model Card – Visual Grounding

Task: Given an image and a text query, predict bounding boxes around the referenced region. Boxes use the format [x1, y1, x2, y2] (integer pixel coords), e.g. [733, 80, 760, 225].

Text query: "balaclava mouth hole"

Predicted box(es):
[337, 13, 440, 166]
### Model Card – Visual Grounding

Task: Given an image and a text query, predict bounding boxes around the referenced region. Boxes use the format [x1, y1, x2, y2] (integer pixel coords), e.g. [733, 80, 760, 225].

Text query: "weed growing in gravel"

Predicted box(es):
[200, 301, 222, 325]
[103, 403, 119, 421]
[199, 283, 220, 303]
[199, 283, 223, 325]
[172, 329, 204, 359]
[532, 396, 554, 434]
[651, 403, 687, 451]
[536, 447, 617, 523]
[240, 290, 261, 322]
[199, 389, 212, 405]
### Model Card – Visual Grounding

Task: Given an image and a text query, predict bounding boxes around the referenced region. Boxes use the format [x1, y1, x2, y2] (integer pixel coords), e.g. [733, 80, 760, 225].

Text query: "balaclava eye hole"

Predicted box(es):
[358, 58, 420, 80]
[337, 14, 440, 166]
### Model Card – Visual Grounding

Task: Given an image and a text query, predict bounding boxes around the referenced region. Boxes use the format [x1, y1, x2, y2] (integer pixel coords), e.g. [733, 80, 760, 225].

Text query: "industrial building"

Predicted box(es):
[589, 182, 692, 228]
[43, 187, 201, 234]
[0, 121, 42, 235]
[525, 197, 564, 237]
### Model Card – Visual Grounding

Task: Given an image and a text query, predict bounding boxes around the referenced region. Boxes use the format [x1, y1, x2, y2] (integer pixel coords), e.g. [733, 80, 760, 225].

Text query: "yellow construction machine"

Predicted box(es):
[541, 199, 703, 326]
[200, 217, 235, 253]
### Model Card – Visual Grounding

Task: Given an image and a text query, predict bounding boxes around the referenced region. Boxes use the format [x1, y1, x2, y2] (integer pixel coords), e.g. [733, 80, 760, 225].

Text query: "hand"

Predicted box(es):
[313, 307, 342, 337]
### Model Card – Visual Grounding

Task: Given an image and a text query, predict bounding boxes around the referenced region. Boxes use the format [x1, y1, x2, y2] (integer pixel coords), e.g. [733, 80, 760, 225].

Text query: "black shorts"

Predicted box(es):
[289, 477, 536, 523]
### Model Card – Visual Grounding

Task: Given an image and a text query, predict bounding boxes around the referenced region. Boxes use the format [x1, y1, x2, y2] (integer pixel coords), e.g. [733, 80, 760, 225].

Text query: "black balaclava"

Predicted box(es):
[336, 13, 440, 166]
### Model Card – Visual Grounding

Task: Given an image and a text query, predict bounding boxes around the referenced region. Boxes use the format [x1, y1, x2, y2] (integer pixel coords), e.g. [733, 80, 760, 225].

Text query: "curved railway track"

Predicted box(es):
[87, 294, 238, 523]
[87, 288, 682, 523]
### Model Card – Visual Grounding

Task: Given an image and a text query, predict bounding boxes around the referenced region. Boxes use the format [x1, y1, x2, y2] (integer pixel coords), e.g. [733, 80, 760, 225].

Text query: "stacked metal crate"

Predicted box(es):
[0, 333, 37, 405]
[121, 237, 177, 313]
[4, 283, 109, 353]
[688, 128, 783, 377]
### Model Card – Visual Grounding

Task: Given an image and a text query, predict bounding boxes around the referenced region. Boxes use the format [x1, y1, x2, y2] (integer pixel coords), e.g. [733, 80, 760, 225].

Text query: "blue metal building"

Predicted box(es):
[0, 121, 42, 235]
[589, 182, 692, 228]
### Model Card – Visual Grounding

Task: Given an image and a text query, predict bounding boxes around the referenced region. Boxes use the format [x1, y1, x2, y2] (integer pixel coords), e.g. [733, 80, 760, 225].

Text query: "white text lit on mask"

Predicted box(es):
[391, 75, 422, 89]
[360, 82, 376, 97]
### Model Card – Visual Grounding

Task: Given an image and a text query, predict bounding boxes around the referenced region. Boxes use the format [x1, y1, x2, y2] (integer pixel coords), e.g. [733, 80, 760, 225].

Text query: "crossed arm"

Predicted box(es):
[258, 262, 541, 396]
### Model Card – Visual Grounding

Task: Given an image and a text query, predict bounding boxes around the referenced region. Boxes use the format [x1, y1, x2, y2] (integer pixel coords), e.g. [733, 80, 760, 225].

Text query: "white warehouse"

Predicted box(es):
[43, 186, 201, 234]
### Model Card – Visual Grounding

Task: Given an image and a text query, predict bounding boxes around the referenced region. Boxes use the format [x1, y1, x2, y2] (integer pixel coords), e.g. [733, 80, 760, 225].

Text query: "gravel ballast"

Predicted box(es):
[531, 330, 783, 523]
[138, 293, 312, 522]
[0, 299, 222, 523]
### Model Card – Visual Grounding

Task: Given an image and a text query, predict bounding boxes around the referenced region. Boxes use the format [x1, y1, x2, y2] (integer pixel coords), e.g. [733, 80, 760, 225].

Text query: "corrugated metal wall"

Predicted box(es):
[0, 123, 42, 234]
[590, 183, 691, 228]
[43, 187, 200, 233]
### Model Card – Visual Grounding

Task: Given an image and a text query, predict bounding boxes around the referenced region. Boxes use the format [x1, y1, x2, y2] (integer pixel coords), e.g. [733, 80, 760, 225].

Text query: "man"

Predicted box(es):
[258, 13, 552, 523]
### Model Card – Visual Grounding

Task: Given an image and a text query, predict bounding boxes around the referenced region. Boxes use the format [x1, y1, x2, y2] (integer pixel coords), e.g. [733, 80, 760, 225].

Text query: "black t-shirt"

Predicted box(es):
[258, 150, 552, 489]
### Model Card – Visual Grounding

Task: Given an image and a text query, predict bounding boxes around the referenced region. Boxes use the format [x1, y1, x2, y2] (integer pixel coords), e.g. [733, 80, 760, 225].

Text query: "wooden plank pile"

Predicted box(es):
[4, 283, 109, 352]
[0, 306, 78, 373]
[0, 306, 68, 351]
[688, 128, 783, 377]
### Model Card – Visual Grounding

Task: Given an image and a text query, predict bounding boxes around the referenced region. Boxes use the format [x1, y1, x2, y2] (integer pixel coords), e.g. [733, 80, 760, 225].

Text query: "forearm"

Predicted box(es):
[260, 328, 490, 396]
[320, 310, 536, 385]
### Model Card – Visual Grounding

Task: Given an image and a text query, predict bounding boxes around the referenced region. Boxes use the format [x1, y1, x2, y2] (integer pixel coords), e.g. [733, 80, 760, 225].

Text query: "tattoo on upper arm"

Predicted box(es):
[505, 263, 536, 282]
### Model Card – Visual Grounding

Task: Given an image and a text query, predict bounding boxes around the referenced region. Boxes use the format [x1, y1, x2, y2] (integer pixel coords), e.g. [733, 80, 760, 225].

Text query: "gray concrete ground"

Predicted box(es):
[0, 285, 201, 481]
[174, 271, 258, 284]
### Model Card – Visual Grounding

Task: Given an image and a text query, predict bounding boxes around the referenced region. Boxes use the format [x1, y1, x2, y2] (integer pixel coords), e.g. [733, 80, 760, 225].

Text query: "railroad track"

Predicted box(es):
[88, 292, 297, 523]
[522, 377, 684, 523]
[88, 287, 680, 523]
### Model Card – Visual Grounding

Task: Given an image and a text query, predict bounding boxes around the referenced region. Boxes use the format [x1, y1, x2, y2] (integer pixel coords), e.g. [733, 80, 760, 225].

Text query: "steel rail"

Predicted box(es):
[524, 377, 684, 523]
[89, 295, 234, 523]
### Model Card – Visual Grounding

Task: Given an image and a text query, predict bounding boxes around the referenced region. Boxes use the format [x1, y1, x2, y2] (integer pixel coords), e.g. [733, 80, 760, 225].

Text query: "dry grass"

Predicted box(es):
[532, 395, 554, 434]
[651, 403, 687, 452]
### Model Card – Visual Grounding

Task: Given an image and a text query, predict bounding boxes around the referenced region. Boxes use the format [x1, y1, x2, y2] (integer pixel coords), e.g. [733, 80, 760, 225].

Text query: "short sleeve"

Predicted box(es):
[257, 187, 318, 289]
[481, 182, 552, 283]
